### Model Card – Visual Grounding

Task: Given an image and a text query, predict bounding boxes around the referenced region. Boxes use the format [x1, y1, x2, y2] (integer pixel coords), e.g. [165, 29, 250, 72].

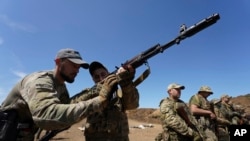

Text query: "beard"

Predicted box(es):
[59, 66, 75, 83]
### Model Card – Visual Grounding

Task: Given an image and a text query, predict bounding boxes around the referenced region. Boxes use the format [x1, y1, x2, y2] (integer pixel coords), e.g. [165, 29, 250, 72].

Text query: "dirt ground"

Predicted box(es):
[36, 108, 162, 141]
[36, 95, 250, 141]
[42, 119, 162, 141]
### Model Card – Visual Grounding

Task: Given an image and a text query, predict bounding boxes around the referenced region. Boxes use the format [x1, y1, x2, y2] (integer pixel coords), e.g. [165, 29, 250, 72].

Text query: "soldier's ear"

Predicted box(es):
[55, 58, 61, 65]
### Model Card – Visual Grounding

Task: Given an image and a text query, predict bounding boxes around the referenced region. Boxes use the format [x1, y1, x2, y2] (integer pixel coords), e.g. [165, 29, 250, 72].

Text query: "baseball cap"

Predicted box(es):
[220, 94, 232, 99]
[198, 86, 213, 94]
[56, 48, 89, 69]
[167, 83, 185, 91]
[89, 61, 108, 76]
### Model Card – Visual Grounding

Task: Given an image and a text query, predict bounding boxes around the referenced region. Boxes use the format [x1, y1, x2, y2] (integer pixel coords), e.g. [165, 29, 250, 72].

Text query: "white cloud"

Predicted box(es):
[0, 14, 36, 32]
[11, 70, 27, 79]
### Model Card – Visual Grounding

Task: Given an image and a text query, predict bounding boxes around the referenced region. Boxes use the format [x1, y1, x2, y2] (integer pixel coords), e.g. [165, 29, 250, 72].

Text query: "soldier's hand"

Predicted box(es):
[192, 131, 202, 141]
[209, 112, 216, 120]
[99, 74, 118, 99]
[116, 65, 135, 87]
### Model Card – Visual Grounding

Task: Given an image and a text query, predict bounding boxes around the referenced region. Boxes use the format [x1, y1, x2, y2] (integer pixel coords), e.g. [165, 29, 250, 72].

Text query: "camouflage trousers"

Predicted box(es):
[204, 128, 218, 141]
[217, 127, 229, 141]
[154, 131, 192, 141]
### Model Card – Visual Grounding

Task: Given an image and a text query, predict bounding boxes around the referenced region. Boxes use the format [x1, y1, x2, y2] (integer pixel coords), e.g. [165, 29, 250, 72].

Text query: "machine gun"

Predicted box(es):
[40, 13, 220, 141]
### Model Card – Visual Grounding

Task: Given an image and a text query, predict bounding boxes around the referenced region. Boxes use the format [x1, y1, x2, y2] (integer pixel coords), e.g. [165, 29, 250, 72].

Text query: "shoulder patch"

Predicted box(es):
[35, 83, 53, 90]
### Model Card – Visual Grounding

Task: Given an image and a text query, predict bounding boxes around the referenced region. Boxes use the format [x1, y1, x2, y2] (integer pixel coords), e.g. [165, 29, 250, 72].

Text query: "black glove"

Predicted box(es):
[116, 70, 135, 87]
[99, 74, 118, 99]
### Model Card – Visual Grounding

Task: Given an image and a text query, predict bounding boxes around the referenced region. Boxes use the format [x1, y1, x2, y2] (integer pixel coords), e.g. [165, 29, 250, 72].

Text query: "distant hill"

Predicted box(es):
[127, 94, 250, 124]
[231, 94, 250, 114]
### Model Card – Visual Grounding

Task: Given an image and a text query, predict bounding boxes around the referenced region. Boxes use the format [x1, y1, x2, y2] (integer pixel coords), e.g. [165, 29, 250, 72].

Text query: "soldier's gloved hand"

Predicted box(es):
[192, 131, 202, 141]
[99, 74, 118, 100]
[116, 65, 135, 87]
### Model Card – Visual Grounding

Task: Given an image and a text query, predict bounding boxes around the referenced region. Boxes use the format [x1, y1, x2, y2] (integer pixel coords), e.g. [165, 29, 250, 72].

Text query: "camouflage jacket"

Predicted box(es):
[212, 102, 232, 127]
[82, 81, 139, 140]
[159, 97, 204, 141]
[189, 94, 216, 129]
[1, 70, 107, 140]
[220, 102, 241, 125]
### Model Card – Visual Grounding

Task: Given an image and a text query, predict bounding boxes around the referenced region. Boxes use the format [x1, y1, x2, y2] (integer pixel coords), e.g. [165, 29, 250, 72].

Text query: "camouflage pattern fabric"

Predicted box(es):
[220, 102, 242, 125]
[211, 101, 231, 141]
[84, 81, 139, 141]
[189, 94, 218, 141]
[158, 97, 204, 141]
[1, 70, 107, 141]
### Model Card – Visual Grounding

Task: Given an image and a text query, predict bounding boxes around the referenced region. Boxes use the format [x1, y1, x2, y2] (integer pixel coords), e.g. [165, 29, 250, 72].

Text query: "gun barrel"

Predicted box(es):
[115, 13, 220, 73]
[180, 13, 220, 38]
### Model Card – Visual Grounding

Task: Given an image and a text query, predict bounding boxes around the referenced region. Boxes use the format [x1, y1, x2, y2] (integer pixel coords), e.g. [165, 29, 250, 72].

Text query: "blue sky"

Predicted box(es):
[0, 0, 249, 108]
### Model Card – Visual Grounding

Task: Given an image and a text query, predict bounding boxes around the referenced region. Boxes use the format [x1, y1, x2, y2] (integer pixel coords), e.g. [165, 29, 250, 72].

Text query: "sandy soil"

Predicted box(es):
[37, 119, 162, 141]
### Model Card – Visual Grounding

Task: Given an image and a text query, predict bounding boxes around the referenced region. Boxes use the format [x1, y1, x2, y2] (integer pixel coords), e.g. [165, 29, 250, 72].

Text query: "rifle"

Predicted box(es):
[210, 102, 218, 136]
[39, 13, 220, 141]
[113, 13, 220, 72]
[176, 106, 206, 140]
[38, 126, 70, 141]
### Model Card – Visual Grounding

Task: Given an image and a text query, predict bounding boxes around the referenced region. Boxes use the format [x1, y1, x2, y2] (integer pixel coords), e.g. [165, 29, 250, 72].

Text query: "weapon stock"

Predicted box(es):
[114, 13, 220, 72]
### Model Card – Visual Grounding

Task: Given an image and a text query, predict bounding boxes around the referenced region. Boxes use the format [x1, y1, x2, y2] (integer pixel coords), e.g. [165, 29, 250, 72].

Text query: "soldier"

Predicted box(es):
[156, 83, 204, 141]
[220, 94, 242, 125]
[189, 86, 218, 141]
[0, 48, 129, 141]
[232, 104, 250, 125]
[210, 97, 231, 141]
[81, 61, 139, 141]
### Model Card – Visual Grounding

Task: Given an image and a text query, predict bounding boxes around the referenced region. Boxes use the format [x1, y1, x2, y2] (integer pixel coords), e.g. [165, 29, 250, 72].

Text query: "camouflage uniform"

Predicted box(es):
[211, 99, 231, 141]
[158, 97, 205, 141]
[1, 70, 106, 141]
[81, 61, 140, 141]
[232, 104, 250, 125]
[83, 81, 139, 141]
[224, 102, 242, 125]
[189, 93, 218, 141]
